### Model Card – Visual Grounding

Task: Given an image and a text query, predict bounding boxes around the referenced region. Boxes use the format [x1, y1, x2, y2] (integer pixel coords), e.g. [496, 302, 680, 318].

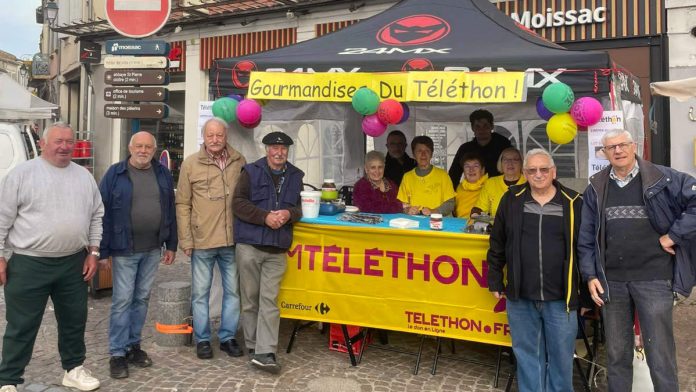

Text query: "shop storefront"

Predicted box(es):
[494, 0, 669, 163]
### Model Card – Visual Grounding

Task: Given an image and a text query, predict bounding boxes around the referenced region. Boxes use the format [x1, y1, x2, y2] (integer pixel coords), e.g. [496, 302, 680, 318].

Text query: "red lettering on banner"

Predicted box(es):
[407, 252, 430, 281]
[364, 248, 384, 276]
[385, 251, 404, 278]
[304, 245, 321, 270]
[463, 258, 488, 287]
[433, 255, 458, 284]
[323, 245, 341, 273]
[404, 311, 504, 335]
[290, 244, 489, 288]
[343, 247, 362, 275]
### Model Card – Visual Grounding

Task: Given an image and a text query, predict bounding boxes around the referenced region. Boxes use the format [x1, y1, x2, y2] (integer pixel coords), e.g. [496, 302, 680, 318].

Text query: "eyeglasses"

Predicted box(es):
[524, 167, 553, 175]
[502, 158, 521, 164]
[602, 142, 634, 153]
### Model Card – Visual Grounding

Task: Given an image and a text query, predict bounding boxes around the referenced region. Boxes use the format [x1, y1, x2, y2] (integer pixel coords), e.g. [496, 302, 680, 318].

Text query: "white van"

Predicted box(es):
[0, 122, 38, 181]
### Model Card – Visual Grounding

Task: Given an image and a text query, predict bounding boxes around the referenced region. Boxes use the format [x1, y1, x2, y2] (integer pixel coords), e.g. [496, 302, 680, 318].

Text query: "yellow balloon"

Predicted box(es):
[546, 113, 578, 144]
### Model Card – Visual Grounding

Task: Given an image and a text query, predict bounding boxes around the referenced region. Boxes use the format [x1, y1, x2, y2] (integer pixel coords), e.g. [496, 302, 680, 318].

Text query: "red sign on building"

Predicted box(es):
[105, 0, 171, 38]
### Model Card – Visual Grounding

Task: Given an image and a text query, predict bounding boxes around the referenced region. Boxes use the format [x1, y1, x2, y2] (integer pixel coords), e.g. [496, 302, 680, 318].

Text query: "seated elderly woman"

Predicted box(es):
[397, 135, 456, 216]
[471, 147, 526, 219]
[454, 152, 488, 219]
[352, 150, 403, 213]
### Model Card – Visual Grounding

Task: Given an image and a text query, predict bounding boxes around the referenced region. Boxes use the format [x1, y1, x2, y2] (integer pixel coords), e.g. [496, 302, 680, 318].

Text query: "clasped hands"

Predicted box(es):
[265, 210, 290, 229]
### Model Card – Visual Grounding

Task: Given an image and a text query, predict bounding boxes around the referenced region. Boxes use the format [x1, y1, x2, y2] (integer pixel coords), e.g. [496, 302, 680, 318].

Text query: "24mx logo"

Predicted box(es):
[377, 14, 451, 46]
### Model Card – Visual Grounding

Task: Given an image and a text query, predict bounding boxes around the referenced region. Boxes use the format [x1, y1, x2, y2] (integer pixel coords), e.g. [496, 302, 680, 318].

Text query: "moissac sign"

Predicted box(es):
[103, 55, 168, 69]
[104, 70, 169, 85]
[104, 87, 169, 102]
[104, 103, 169, 119]
[105, 39, 170, 56]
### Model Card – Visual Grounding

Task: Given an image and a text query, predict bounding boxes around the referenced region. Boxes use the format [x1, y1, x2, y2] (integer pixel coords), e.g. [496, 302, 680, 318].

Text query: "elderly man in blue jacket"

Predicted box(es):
[99, 131, 177, 379]
[578, 129, 696, 392]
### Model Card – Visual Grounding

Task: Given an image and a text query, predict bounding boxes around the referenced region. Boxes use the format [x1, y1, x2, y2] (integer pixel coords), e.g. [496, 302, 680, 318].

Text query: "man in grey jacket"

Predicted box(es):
[0, 123, 104, 392]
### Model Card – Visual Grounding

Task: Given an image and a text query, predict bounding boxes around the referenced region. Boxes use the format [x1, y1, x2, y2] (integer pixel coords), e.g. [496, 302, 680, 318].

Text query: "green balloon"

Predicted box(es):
[352, 87, 380, 115]
[212, 97, 238, 123]
[542, 83, 575, 114]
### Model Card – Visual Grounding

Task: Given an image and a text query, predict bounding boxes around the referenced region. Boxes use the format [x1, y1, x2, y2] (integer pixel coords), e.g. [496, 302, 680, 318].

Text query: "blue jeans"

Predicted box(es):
[191, 246, 240, 344]
[109, 249, 161, 356]
[506, 298, 577, 392]
[603, 280, 678, 392]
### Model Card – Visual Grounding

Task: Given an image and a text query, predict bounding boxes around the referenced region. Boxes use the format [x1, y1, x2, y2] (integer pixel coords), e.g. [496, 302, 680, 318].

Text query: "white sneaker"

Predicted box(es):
[0, 386, 17, 392]
[62, 365, 100, 391]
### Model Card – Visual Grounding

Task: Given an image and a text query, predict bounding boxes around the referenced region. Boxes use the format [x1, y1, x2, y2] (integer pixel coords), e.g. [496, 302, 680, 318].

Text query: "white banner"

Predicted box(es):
[114, 0, 161, 11]
[587, 110, 624, 177]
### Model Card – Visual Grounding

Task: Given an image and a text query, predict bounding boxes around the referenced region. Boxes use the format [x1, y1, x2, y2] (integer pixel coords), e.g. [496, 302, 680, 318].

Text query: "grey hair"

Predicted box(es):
[41, 122, 73, 140]
[601, 129, 633, 145]
[202, 117, 229, 135]
[523, 148, 555, 168]
[365, 150, 385, 165]
[128, 131, 157, 149]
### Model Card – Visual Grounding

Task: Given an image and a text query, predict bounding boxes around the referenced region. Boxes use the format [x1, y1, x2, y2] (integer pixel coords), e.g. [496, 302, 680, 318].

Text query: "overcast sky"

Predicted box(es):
[0, 1, 43, 58]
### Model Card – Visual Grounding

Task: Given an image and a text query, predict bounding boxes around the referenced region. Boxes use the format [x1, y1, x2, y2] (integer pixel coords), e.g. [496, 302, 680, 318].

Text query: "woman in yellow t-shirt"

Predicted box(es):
[397, 135, 456, 216]
[471, 147, 526, 219]
[454, 152, 488, 219]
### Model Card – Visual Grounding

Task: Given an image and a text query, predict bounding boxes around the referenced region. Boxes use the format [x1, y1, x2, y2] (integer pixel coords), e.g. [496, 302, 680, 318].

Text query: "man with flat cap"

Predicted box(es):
[233, 131, 304, 374]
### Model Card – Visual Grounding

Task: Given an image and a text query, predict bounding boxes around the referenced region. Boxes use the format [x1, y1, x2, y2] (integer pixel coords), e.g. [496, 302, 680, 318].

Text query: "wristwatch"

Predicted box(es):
[89, 250, 100, 258]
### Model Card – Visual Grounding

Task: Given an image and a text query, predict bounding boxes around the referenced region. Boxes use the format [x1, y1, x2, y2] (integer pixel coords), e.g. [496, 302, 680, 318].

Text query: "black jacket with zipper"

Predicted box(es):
[487, 180, 588, 311]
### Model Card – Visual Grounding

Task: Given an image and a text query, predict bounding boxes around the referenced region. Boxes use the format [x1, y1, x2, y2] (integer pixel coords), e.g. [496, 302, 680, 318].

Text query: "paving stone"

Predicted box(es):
[0, 252, 694, 391]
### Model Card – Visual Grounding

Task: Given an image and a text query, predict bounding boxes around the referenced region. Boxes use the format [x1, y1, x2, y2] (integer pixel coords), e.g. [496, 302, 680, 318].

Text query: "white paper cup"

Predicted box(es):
[300, 191, 322, 218]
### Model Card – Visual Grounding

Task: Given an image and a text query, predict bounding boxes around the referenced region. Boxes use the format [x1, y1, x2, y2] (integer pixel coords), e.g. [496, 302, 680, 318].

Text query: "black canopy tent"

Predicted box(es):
[206, 0, 644, 188]
[210, 0, 622, 98]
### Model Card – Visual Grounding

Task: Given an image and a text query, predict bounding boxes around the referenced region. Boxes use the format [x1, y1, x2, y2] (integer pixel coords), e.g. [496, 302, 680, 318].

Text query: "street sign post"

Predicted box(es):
[104, 56, 169, 69]
[104, 103, 169, 119]
[106, 39, 170, 56]
[105, 0, 172, 38]
[104, 87, 169, 102]
[104, 70, 169, 85]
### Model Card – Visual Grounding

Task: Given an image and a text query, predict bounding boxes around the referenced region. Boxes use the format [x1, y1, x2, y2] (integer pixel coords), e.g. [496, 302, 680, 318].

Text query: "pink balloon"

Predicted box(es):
[570, 97, 603, 127]
[362, 114, 388, 137]
[239, 116, 262, 129]
[236, 99, 262, 125]
[377, 99, 404, 125]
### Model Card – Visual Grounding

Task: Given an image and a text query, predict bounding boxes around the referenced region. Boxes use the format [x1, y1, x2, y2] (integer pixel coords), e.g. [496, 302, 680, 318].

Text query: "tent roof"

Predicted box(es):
[0, 73, 58, 120]
[211, 0, 614, 97]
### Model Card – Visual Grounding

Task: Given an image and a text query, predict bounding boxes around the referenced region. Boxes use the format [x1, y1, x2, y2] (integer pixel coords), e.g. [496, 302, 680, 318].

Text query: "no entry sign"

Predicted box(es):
[105, 0, 171, 38]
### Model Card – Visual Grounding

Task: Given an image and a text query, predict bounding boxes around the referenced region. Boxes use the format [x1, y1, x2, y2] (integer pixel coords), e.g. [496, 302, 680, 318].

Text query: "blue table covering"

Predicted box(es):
[300, 213, 469, 234]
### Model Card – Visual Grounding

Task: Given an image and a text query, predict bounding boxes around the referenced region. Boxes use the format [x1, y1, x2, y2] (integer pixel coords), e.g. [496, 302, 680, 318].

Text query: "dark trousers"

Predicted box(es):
[0, 251, 88, 385]
[603, 280, 679, 392]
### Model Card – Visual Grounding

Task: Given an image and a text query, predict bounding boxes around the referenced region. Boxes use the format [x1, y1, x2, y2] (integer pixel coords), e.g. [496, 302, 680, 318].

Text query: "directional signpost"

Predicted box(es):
[104, 0, 173, 124]
[104, 56, 169, 69]
[104, 70, 169, 85]
[104, 103, 168, 119]
[106, 39, 170, 55]
[105, 87, 168, 102]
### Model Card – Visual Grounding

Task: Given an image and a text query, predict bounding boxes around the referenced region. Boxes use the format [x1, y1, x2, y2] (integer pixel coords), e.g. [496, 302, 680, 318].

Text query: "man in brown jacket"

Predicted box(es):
[176, 117, 246, 360]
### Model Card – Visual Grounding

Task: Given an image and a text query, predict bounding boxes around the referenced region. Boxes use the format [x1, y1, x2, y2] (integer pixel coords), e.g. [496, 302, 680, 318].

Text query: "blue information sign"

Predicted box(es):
[105, 40, 170, 56]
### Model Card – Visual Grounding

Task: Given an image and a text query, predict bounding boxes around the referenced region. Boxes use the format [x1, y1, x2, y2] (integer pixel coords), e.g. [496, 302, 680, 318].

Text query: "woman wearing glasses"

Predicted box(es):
[454, 152, 488, 219]
[471, 147, 526, 219]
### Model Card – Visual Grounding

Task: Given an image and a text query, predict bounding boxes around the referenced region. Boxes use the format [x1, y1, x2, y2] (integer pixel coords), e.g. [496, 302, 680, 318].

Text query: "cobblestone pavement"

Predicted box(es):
[1, 253, 694, 392]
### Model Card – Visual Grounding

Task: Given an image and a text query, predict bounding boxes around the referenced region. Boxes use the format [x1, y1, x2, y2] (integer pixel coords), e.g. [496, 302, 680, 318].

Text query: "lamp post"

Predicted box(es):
[44, 1, 58, 26]
[43, 0, 59, 105]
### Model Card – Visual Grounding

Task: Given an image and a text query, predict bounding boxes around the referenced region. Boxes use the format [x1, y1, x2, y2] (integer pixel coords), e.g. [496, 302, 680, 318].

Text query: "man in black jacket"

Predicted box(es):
[448, 109, 511, 188]
[487, 148, 584, 392]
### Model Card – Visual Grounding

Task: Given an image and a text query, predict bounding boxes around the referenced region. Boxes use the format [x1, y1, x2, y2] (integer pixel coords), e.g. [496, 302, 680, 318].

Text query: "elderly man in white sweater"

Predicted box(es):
[0, 123, 104, 392]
